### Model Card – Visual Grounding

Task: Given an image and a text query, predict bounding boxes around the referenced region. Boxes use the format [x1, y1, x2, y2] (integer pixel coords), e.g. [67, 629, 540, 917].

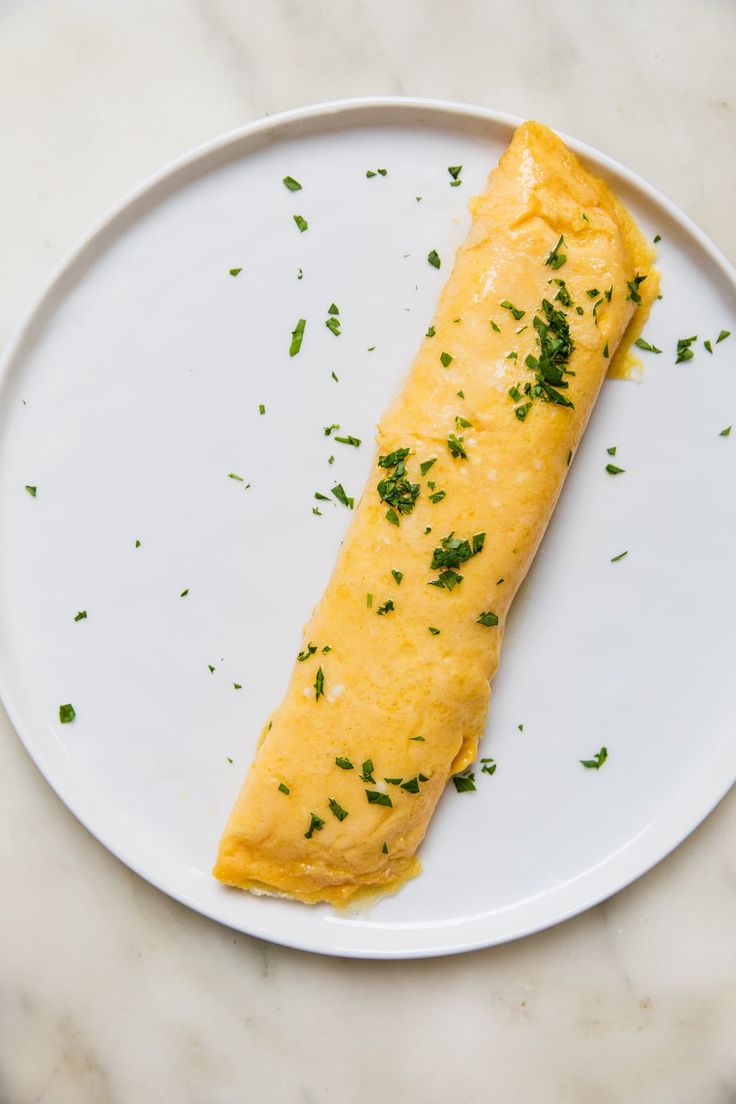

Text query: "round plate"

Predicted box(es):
[1, 99, 734, 959]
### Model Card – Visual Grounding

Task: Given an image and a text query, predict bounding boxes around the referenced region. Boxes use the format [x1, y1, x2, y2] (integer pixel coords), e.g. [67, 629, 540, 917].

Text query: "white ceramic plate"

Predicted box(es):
[1, 99, 735, 959]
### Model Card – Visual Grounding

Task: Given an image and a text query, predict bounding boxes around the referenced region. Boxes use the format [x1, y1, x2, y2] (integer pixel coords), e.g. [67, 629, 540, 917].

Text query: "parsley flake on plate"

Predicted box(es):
[580, 746, 608, 770]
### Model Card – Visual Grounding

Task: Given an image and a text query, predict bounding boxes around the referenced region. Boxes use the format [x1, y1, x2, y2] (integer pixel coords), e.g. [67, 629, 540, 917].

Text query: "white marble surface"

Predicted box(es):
[1, 1, 735, 1100]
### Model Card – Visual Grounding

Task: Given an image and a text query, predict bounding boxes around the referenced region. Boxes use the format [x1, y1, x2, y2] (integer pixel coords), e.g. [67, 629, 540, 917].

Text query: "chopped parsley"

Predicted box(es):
[334, 434, 361, 447]
[431, 531, 484, 570]
[366, 168, 387, 177]
[552, 279, 573, 307]
[229, 267, 242, 277]
[208, 664, 215, 673]
[24, 485, 36, 497]
[426, 326, 436, 337]
[607, 446, 617, 456]
[289, 318, 306, 356]
[580, 746, 608, 770]
[410, 735, 425, 742]
[429, 490, 446, 503]
[366, 593, 373, 608]
[420, 457, 436, 476]
[314, 666, 324, 701]
[336, 757, 354, 770]
[258, 403, 266, 415]
[675, 335, 697, 363]
[634, 338, 662, 354]
[293, 213, 308, 232]
[366, 790, 393, 807]
[376, 599, 395, 615]
[331, 484, 354, 508]
[59, 703, 75, 724]
[719, 426, 732, 437]
[500, 300, 525, 320]
[391, 569, 403, 585]
[323, 424, 340, 436]
[611, 550, 628, 562]
[440, 351, 454, 367]
[278, 782, 290, 795]
[520, 298, 575, 411]
[283, 175, 302, 191]
[566, 450, 572, 466]
[377, 447, 419, 520]
[447, 433, 467, 460]
[328, 798, 348, 821]
[455, 415, 472, 429]
[704, 340, 713, 354]
[625, 274, 647, 305]
[428, 626, 440, 635]
[457, 390, 465, 398]
[297, 642, 317, 662]
[717, 330, 731, 343]
[73, 610, 87, 621]
[603, 344, 609, 358]
[233, 683, 242, 690]
[135, 539, 141, 548]
[327, 303, 339, 315]
[427, 250, 441, 269]
[305, 813, 325, 838]
[606, 463, 625, 475]
[401, 777, 421, 794]
[382, 842, 389, 854]
[180, 589, 189, 597]
[653, 233, 661, 243]
[360, 758, 375, 782]
[453, 771, 476, 793]
[544, 235, 567, 270]
[325, 316, 341, 337]
[490, 320, 501, 333]
[477, 611, 499, 627]
[448, 165, 462, 180]
[428, 569, 463, 591]
[586, 288, 600, 299]
[481, 758, 497, 775]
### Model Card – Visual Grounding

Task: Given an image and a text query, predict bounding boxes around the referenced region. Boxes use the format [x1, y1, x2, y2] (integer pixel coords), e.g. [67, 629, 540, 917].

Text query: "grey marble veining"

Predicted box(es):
[1, 2, 735, 1101]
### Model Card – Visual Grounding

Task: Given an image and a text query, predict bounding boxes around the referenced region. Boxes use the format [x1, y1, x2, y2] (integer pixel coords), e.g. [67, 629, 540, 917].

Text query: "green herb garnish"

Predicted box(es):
[283, 175, 302, 191]
[289, 318, 306, 356]
[293, 213, 308, 232]
[360, 758, 375, 782]
[305, 813, 325, 838]
[580, 746, 608, 770]
[59, 703, 76, 724]
[229, 267, 242, 277]
[427, 250, 441, 269]
[606, 464, 625, 475]
[448, 165, 462, 180]
[314, 666, 324, 701]
[377, 599, 395, 614]
[24, 485, 36, 497]
[336, 757, 353, 770]
[278, 782, 290, 795]
[453, 771, 476, 793]
[334, 435, 361, 447]
[490, 320, 501, 333]
[328, 798, 348, 821]
[426, 326, 436, 337]
[477, 611, 499, 627]
[500, 300, 524, 320]
[366, 790, 393, 807]
[447, 433, 467, 459]
[626, 274, 647, 304]
[297, 642, 317, 662]
[331, 484, 354, 508]
[611, 551, 628, 562]
[544, 235, 567, 270]
[719, 426, 732, 437]
[717, 330, 731, 343]
[391, 569, 403, 585]
[481, 758, 497, 775]
[428, 626, 440, 635]
[74, 610, 87, 621]
[634, 338, 662, 354]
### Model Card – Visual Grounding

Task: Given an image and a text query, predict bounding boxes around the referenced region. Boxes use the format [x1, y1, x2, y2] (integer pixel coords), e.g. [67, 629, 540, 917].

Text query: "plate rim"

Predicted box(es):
[1, 96, 735, 959]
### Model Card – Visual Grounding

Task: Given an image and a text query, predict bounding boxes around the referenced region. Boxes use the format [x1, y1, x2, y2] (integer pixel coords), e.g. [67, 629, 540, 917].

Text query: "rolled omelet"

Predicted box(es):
[214, 121, 658, 905]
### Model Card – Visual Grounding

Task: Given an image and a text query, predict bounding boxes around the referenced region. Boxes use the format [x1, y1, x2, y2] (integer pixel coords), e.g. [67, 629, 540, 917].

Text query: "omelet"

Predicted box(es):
[213, 121, 658, 905]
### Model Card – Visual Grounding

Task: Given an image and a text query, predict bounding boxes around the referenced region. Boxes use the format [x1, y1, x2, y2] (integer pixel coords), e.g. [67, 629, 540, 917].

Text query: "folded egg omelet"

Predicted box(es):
[213, 121, 657, 904]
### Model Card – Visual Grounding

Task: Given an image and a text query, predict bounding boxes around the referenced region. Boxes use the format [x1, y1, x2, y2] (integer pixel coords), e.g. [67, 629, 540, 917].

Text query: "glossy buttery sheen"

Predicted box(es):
[213, 121, 658, 905]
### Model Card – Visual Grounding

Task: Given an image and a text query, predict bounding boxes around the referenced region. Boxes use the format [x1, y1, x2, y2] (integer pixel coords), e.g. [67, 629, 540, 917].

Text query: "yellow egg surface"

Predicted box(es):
[213, 121, 658, 905]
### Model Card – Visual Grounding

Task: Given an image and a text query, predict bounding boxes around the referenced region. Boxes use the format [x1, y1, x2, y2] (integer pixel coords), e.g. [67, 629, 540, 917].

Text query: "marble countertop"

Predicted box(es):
[1, 2, 735, 1101]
